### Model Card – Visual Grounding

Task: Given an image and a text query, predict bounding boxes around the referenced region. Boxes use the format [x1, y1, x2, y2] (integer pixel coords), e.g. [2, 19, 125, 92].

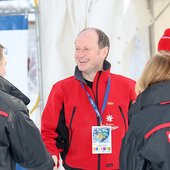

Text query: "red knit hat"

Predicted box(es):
[158, 28, 170, 52]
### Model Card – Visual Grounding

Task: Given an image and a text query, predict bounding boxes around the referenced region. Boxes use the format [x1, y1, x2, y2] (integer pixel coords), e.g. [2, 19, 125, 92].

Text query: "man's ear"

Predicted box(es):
[102, 46, 109, 59]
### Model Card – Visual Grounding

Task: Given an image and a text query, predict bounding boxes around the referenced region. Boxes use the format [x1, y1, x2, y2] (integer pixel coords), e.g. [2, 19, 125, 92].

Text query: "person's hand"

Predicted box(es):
[52, 155, 58, 170]
[53, 166, 57, 170]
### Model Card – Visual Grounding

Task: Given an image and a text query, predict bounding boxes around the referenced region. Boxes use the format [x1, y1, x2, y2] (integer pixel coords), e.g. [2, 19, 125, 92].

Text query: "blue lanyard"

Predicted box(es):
[81, 77, 110, 124]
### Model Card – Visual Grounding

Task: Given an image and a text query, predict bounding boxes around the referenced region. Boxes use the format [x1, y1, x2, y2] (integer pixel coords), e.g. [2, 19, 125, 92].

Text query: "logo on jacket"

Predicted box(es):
[105, 114, 119, 130]
[107, 102, 114, 105]
[106, 114, 113, 122]
[166, 131, 170, 143]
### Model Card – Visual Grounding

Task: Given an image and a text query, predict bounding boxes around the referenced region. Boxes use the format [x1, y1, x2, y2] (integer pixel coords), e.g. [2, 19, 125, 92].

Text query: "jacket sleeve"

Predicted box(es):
[140, 127, 170, 170]
[129, 79, 136, 104]
[127, 79, 136, 125]
[6, 109, 54, 170]
[120, 128, 146, 170]
[41, 82, 64, 159]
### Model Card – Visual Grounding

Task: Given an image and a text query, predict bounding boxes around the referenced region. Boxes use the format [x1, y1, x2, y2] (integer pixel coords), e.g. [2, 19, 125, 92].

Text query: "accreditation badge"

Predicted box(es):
[92, 126, 112, 154]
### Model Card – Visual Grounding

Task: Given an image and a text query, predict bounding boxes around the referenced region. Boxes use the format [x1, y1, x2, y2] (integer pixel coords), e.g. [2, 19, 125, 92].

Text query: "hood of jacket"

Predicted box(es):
[129, 80, 170, 118]
[0, 76, 30, 105]
[128, 80, 170, 137]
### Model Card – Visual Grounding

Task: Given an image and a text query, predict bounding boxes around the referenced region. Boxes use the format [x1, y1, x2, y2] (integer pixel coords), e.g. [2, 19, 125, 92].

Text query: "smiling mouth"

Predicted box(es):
[79, 59, 88, 63]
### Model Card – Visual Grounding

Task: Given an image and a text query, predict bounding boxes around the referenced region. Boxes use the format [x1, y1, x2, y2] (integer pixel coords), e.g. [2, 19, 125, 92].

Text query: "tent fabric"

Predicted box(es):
[39, 0, 153, 169]
[39, 0, 153, 106]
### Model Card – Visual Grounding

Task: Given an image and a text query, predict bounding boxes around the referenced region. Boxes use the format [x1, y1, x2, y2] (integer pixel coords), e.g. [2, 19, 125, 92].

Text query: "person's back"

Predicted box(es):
[120, 54, 170, 170]
[0, 44, 54, 170]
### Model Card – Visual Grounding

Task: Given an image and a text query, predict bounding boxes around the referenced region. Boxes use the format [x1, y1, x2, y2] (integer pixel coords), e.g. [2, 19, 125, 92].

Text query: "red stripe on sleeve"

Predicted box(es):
[145, 122, 170, 139]
[0, 110, 9, 117]
[166, 131, 170, 143]
[160, 101, 170, 105]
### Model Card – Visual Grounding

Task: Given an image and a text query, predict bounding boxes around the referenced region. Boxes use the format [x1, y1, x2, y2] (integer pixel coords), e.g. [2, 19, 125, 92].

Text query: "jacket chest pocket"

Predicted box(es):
[102, 104, 128, 137]
[65, 105, 98, 128]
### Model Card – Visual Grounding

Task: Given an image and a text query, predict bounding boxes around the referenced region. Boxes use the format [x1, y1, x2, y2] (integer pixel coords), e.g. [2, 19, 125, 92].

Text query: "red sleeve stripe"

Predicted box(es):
[160, 101, 170, 105]
[0, 110, 9, 117]
[145, 122, 170, 139]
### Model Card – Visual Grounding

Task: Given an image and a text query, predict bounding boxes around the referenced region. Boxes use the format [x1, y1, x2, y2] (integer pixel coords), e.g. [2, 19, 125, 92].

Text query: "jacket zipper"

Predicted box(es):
[95, 72, 102, 170]
[95, 71, 102, 126]
[63, 107, 80, 170]
[118, 106, 127, 132]
[69, 107, 76, 145]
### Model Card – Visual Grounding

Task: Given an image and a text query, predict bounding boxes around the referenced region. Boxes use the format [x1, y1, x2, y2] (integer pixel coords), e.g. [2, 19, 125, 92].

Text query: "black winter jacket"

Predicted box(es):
[0, 76, 54, 170]
[120, 80, 170, 170]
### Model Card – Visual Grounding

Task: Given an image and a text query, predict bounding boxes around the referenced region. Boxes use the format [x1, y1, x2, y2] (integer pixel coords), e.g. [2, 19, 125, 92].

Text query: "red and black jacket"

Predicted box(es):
[120, 80, 170, 170]
[41, 60, 136, 170]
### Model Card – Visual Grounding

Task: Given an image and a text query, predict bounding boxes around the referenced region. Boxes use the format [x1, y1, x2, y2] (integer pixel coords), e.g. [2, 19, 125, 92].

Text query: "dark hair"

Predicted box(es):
[79, 27, 110, 50]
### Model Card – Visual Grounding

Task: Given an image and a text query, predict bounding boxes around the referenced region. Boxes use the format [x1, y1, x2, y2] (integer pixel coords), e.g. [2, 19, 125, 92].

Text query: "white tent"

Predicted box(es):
[0, 0, 169, 128]
[38, 1, 170, 168]
[39, 0, 170, 102]
[0, 0, 170, 130]
[0, 0, 170, 169]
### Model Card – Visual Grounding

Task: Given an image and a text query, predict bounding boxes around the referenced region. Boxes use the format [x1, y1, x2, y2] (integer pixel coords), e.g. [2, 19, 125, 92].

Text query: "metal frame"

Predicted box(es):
[148, 0, 170, 55]
[0, 0, 44, 113]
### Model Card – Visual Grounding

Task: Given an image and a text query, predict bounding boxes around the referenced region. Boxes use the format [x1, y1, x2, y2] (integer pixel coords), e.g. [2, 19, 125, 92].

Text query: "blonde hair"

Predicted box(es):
[159, 50, 170, 57]
[135, 54, 170, 95]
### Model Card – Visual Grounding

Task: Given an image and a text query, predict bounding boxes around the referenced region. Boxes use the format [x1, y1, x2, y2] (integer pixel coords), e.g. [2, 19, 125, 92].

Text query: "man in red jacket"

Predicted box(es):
[41, 27, 136, 170]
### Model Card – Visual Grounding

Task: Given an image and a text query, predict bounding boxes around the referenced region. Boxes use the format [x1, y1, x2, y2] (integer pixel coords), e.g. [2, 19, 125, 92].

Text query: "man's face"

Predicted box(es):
[75, 29, 108, 78]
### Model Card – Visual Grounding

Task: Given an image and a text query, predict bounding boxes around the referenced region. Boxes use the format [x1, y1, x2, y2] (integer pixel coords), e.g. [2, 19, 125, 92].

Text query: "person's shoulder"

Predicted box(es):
[0, 90, 27, 113]
[110, 73, 135, 84]
[50, 76, 76, 93]
[53, 76, 75, 86]
[0, 109, 9, 118]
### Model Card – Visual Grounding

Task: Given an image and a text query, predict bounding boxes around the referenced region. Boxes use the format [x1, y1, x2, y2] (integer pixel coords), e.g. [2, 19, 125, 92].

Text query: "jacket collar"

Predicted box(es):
[135, 80, 170, 111]
[0, 76, 30, 105]
[74, 60, 111, 83]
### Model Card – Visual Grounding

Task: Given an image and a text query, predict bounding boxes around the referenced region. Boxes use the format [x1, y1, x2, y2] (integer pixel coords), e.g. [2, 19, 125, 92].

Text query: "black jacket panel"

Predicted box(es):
[0, 76, 54, 170]
[120, 80, 170, 170]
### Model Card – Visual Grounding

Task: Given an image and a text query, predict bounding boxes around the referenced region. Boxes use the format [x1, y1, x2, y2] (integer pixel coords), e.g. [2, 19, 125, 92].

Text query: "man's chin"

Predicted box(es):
[78, 65, 87, 72]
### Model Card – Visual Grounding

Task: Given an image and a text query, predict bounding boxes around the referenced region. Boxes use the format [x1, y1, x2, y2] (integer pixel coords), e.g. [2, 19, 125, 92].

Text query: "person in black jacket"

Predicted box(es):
[120, 54, 170, 170]
[0, 44, 54, 170]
